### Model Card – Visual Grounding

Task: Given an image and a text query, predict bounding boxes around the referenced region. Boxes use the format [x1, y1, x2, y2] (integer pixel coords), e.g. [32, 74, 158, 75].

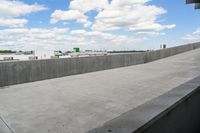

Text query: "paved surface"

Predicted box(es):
[0, 49, 200, 133]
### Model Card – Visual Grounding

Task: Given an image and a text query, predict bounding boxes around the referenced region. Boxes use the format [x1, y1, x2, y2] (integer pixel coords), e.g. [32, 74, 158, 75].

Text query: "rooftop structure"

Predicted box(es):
[186, 0, 200, 9]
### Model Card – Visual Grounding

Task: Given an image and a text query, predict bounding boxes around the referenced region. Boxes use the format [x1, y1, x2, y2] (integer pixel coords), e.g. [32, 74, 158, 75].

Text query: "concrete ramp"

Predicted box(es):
[0, 48, 200, 133]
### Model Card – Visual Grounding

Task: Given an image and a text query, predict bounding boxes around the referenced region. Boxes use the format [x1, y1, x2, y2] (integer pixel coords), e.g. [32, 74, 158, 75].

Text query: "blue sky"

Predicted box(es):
[0, 0, 200, 51]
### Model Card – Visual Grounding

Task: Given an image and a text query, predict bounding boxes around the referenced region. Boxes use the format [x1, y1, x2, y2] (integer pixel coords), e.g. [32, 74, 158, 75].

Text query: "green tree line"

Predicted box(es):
[0, 50, 16, 54]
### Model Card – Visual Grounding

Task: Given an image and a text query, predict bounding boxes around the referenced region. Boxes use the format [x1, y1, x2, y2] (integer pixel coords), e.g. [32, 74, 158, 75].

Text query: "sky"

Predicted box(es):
[0, 0, 200, 52]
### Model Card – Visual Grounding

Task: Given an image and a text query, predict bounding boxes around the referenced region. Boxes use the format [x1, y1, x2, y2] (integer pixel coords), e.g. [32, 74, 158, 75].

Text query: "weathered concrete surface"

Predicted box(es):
[88, 77, 200, 133]
[0, 48, 200, 133]
[0, 117, 11, 133]
[0, 42, 200, 87]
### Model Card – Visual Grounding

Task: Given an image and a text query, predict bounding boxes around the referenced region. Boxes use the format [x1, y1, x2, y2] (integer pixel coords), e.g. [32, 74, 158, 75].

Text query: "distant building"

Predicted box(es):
[54, 51, 63, 56]
[3, 57, 14, 61]
[160, 44, 167, 49]
[24, 51, 35, 55]
[73, 48, 80, 53]
[29, 56, 38, 60]
[51, 56, 59, 59]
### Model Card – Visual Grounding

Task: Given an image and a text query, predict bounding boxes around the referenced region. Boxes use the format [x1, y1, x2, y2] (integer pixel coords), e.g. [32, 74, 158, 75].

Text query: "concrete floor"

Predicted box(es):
[0, 48, 200, 133]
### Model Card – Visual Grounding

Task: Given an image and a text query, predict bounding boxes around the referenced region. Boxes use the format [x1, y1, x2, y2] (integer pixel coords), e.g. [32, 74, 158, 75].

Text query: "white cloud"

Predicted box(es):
[0, 0, 175, 51]
[136, 31, 165, 36]
[182, 28, 200, 41]
[51, 0, 175, 32]
[0, 28, 144, 51]
[50, 10, 91, 27]
[69, 0, 108, 13]
[70, 30, 133, 43]
[0, 18, 28, 27]
[50, 0, 108, 27]
[0, 28, 71, 51]
[92, 0, 175, 31]
[0, 0, 47, 27]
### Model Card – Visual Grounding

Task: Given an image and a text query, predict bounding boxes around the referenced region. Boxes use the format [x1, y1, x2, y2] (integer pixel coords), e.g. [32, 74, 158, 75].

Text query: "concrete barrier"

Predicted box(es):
[0, 42, 200, 87]
[87, 76, 200, 133]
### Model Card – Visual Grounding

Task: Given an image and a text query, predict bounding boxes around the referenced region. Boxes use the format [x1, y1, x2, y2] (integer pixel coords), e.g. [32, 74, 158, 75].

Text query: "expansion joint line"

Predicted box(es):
[0, 115, 15, 133]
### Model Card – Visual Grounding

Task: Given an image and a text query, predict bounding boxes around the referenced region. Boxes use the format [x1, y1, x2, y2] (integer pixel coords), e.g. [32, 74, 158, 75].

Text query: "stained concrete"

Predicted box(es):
[0, 48, 200, 133]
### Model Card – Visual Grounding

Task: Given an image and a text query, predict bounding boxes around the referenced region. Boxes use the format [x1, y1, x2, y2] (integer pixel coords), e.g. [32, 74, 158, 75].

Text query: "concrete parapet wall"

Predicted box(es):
[0, 42, 200, 87]
[87, 76, 200, 133]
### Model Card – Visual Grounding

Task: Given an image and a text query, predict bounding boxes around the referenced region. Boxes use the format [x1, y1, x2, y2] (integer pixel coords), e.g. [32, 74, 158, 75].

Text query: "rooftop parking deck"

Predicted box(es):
[0, 48, 200, 133]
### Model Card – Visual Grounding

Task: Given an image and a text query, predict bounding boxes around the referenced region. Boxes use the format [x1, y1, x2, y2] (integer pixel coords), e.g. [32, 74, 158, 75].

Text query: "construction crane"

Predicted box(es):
[186, 0, 200, 9]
